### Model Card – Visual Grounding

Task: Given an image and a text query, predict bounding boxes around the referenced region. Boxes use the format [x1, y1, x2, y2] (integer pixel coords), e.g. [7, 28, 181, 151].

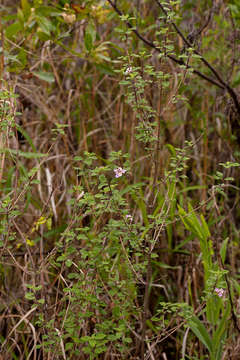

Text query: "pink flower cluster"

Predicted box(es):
[215, 288, 225, 298]
[126, 214, 133, 222]
[114, 167, 126, 178]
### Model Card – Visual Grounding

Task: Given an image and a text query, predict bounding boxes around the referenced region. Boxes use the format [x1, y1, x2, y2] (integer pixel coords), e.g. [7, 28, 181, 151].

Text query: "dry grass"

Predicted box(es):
[0, 1, 240, 359]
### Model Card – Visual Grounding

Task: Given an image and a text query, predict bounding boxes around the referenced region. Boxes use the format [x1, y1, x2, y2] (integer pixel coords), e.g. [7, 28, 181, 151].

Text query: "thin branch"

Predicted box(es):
[155, 0, 227, 85]
[141, 252, 152, 360]
[225, 272, 240, 334]
[107, 0, 240, 115]
[219, 254, 240, 334]
[106, 0, 224, 90]
[154, 0, 240, 115]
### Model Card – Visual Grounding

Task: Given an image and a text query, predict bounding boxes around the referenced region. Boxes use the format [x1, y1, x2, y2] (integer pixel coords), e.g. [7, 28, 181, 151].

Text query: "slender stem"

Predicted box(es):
[141, 252, 152, 359]
[154, 0, 240, 115]
[107, 0, 240, 115]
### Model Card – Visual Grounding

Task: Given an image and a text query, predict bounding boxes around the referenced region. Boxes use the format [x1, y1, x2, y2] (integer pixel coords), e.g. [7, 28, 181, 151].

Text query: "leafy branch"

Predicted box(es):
[107, 0, 240, 116]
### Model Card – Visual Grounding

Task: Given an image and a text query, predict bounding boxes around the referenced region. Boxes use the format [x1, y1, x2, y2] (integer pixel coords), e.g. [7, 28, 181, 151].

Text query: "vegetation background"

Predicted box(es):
[0, 0, 240, 359]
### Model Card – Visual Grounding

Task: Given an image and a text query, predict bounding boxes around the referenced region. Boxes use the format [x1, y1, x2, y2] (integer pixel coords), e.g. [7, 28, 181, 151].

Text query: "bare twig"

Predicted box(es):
[106, 0, 224, 88]
[154, 0, 240, 115]
[107, 0, 240, 116]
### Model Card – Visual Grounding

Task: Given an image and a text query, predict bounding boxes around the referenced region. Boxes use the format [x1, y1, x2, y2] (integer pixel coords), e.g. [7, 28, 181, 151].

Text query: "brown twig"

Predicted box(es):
[106, 0, 224, 89]
[154, 0, 240, 115]
[141, 252, 152, 359]
[106, 0, 240, 116]
[219, 256, 240, 334]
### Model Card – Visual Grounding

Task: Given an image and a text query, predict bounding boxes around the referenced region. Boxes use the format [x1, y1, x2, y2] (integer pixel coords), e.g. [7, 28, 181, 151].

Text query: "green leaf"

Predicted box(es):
[232, 71, 240, 87]
[233, 279, 240, 295]
[89, 339, 96, 347]
[25, 292, 35, 300]
[65, 259, 72, 267]
[179, 185, 207, 193]
[220, 238, 229, 264]
[21, 0, 31, 18]
[0, 148, 47, 159]
[200, 214, 211, 238]
[212, 302, 230, 359]
[84, 32, 93, 52]
[166, 143, 176, 156]
[32, 71, 55, 83]
[5, 22, 22, 38]
[131, 189, 149, 226]
[15, 124, 37, 152]
[219, 161, 240, 168]
[152, 260, 180, 269]
[95, 346, 107, 354]
[35, 6, 63, 17]
[188, 315, 213, 353]
[36, 16, 53, 35]
[37, 298, 45, 304]
[94, 333, 106, 340]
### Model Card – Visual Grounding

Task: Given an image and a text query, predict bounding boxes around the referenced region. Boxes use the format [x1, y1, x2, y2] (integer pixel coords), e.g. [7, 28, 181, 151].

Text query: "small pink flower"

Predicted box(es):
[126, 214, 133, 222]
[215, 288, 225, 298]
[114, 167, 126, 178]
[125, 67, 132, 74]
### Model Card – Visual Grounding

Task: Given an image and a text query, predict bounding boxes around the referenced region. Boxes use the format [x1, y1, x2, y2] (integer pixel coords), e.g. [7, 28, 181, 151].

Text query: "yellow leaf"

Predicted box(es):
[31, 215, 47, 233]
[91, 5, 110, 24]
[27, 238, 35, 247]
[47, 217, 52, 230]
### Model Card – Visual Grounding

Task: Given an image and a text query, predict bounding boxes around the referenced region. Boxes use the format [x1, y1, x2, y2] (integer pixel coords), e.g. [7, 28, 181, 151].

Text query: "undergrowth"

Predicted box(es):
[0, 1, 240, 359]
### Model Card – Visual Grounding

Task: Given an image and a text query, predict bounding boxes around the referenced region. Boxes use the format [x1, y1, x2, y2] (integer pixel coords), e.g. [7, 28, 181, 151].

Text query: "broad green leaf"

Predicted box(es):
[88, 339, 96, 347]
[220, 238, 229, 264]
[200, 214, 211, 238]
[16, 124, 37, 152]
[5, 22, 22, 38]
[32, 71, 55, 83]
[65, 259, 72, 267]
[212, 302, 230, 359]
[188, 315, 213, 353]
[84, 32, 93, 51]
[178, 205, 203, 240]
[166, 143, 176, 156]
[36, 16, 53, 35]
[94, 333, 106, 340]
[35, 6, 62, 17]
[25, 292, 35, 300]
[21, 0, 31, 18]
